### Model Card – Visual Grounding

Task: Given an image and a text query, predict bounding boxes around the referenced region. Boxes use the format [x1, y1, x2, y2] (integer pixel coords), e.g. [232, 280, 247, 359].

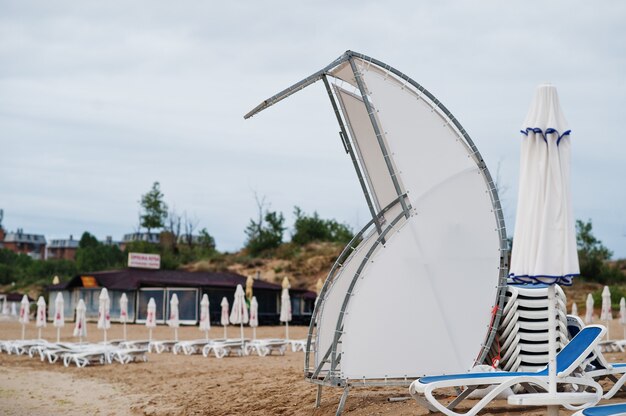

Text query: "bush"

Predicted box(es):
[291, 207, 353, 245]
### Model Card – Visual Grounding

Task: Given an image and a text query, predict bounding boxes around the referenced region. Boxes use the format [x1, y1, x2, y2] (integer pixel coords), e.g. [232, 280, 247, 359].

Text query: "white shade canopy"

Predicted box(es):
[167, 293, 180, 328]
[119, 293, 129, 323]
[571, 302, 578, 317]
[145, 297, 157, 328]
[601, 286, 613, 321]
[249, 296, 259, 328]
[97, 288, 111, 330]
[19, 295, 29, 324]
[585, 293, 595, 324]
[279, 288, 291, 323]
[509, 85, 579, 284]
[73, 299, 87, 338]
[620, 297, 626, 325]
[229, 284, 249, 325]
[220, 297, 229, 327]
[199, 294, 211, 332]
[53, 292, 64, 328]
[36, 296, 47, 328]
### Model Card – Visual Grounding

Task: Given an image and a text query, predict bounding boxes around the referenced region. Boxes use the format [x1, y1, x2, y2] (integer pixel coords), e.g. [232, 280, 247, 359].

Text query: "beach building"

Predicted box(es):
[47, 268, 316, 325]
[120, 232, 160, 251]
[0, 228, 46, 260]
[46, 235, 80, 261]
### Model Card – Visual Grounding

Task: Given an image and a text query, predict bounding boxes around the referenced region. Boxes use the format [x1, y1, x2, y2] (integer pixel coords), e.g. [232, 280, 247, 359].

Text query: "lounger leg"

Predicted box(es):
[336, 386, 349, 416]
[315, 385, 322, 408]
[447, 386, 477, 410]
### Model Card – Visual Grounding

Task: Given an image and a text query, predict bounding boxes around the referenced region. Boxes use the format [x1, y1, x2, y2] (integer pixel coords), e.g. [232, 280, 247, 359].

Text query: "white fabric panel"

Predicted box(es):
[335, 86, 399, 211]
[342, 168, 500, 378]
[329, 62, 357, 87]
[315, 229, 379, 369]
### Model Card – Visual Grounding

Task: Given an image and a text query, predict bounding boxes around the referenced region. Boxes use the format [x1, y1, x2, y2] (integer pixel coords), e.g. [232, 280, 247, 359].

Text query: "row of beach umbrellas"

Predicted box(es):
[16, 279, 294, 344]
[576, 286, 626, 340]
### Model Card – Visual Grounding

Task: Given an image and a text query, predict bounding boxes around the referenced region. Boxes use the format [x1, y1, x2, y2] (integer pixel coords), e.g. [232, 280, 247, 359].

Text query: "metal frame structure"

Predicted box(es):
[245, 51, 509, 415]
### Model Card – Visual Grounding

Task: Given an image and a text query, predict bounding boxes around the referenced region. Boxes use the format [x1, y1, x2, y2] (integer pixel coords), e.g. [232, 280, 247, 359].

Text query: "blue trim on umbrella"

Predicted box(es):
[508, 273, 579, 287]
[520, 128, 571, 145]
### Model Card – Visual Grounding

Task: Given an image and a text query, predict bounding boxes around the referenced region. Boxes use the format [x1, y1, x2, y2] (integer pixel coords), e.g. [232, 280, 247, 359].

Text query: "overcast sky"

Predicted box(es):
[1, 1, 625, 258]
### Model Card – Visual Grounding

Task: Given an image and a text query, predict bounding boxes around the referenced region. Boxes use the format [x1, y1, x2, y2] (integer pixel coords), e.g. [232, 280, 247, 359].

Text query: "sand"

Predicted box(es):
[2, 319, 626, 415]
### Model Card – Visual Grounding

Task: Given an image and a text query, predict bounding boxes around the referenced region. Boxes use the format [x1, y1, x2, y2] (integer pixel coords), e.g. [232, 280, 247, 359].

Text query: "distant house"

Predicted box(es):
[0, 228, 46, 260]
[47, 235, 80, 261]
[48, 268, 317, 325]
[120, 232, 160, 251]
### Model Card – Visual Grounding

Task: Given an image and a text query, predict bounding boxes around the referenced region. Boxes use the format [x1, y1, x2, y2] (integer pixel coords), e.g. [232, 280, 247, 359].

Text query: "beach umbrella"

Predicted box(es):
[97, 288, 111, 344]
[315, 278, 323, 296]
[73, 299, 87, 342]
[53, 292, 64, 343]
[35, 296, 47, 340]
[220, 297, 229, 339]
[280, 287, 292, 340]
[2, 297, 9, 315]
[199, 294, 211, 341]
[619, 297, 626, 340]
[19, 295, 29, 340]
[585, 293, 594, 324]
[230, 284, 249, 347]
[119, 293, 129, 340]
[167, 293, 180, 342]
[249, 296, 259, 340]
[246, 275, 254, 302]
[571, 302, 578, 317]
[601, 286, 613, 340]
[508, 85, 580, 415]
[146, 297, 157, 341]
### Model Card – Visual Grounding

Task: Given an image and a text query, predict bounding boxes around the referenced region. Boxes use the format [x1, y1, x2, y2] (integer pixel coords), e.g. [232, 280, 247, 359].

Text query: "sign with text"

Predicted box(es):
[80, 276, 98, 288]
[128, 252, 161, 269]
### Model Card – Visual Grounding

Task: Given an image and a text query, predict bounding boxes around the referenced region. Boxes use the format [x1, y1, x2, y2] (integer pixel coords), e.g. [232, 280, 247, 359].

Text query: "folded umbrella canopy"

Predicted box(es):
[585, 293, 595, 324]
[571, 302, 578, 317]
[167, 293, 180, 342]
[220, 297, 229, 339]
[36, 296, 47, 340]
[73, 299, 87, 342]
[146, 297, 157, 341]
[19, 295, 29, 340]
[199, 294, 211, 341]
[508, 85, 585, 415]
[280, 287, 292, 340]
[620, 298, 626, 340]
[249, 296, 259, 340]
[53, 292, 64, 343]
[119, 293, 129, 340]
[97, 288, 111, 344]
[230, 284, 249, 347]
[601, 286, 612, 340]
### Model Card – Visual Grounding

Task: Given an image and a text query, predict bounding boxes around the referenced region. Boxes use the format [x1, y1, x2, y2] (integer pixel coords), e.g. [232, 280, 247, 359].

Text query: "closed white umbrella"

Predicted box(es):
[619, 298, 626, 339]
[11, 302, 17, 316]
[249, 296, 259, 340]
[508, 85, 581, 415]
[73, 299, 87, 342]
[199, 294, 211, 341]
[585, 293, 594, 324]
[35, 296, 47, 340]
[18, 295, 29, 340]
[119, 293, 129, 340]
[53, 292, 64, 343]
[229, 284, 249, 347]
[97, 288, 111, 344]
[2, 297, 8, 315]
[146, 297, 157, 341]
[280, 288, 292, 340]
[220, 297, 229, 339]
[601, 286, 612, 340]
[167, 293, 180, 342]
[571, 302, 578, 317]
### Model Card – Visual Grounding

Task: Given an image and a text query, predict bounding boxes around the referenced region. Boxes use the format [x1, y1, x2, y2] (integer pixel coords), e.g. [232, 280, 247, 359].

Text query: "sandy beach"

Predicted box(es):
[2, 319, 626, 415]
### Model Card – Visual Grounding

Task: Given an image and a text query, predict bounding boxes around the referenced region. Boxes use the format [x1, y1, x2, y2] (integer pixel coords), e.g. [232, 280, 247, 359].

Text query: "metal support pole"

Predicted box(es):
[348, 57, 409, 219]
[315, 385, 322, 408]
[336, 386, 350, 416]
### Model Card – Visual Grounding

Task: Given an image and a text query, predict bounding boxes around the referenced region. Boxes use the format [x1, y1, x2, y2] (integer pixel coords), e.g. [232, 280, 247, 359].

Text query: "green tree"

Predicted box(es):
[245, 198, 285, 256]
[139, 182, 168, 234]
[75, 232, 125, 272]
[576, 219, 622, 283]
[291, 206, 354, 245]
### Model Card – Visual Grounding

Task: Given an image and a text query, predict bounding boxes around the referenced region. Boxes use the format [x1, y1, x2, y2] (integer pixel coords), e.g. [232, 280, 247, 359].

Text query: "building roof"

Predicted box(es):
[3, 231, 46, 244]
[48, 238, 80, 249]
[50, 269, 316, 299]
[0, 292, 35, 302]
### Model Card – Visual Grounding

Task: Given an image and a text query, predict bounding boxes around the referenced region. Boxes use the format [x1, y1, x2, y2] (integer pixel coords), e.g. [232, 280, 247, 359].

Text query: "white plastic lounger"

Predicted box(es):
[289, 339, 306, 352]
[149, 340, 178, 354]
[202, 339, 249, 358]
[118, 340, 151, 350]
[173, 339, 226, 355]
[573, 403, 626, 416]
[409, 325, 606, 416]
[63, 346, 112, 367]
[245, 339, 288, 357]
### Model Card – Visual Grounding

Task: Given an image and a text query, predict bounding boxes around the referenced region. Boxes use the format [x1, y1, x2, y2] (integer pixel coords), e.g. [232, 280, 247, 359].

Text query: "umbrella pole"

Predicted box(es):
[174, 327, 178, 342]
[240, 322, 244, 347]
[224, 326, 227, 340]
[56, 327, 60, 343]
[38, 327, 42, 340]
[123, 322, 127, 341]
[547, 285, 558, 416]
[253, 327, 256, 340]
[104, 329, 107, 345]
[286, 322, 289, 340]
[149, 328, 152, 342]
[205, 329, 209, 341]
[21, 323, 25, 340]
[606, 319, 611, 340]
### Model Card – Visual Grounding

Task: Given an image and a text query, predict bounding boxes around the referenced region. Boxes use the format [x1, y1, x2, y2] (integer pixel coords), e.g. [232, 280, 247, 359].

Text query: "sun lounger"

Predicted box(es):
[63, 346, 113, 367]
[245, 339, 288, 356]
[172, 339, 223, 355]
[573, 403, 626, 416]
[409, 325, 606, 416]
[149, 340, 179, 354]
[289, 339, 307, 352]
[118, 339, 151, 350]
[202, 339, 249, 358]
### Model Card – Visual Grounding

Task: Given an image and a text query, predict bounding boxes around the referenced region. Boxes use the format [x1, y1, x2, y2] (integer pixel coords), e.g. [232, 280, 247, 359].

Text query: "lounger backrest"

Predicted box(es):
[535, 325, 605, 377]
